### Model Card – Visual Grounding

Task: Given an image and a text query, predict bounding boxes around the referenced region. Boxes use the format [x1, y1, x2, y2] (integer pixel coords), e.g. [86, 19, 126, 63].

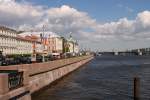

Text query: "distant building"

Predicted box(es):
[0, 26, 80, 57]
[67, 35, 79, 53]
[24, 35, 42, 54]
[74, 42, 79, 53]
[0, 26, 18, 55]
[48, 36, 63, 54]
[16, 35, 33, 55]
[0, 26, 45, 55]
[0, 26, 34, 55]
[68, 41, 74, 53]
[21, 31, 64, 55]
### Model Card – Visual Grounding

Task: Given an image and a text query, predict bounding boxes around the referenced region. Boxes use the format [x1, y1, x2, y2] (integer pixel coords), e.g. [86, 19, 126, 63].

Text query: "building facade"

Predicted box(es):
[0, 26, 79, 56]
[74, 42, 79, 53]
[67, 35, 79, 53]
[48, 36, 63, 54]
[16, 35, 33, 54]
[0, 26, 19, 55]
[0, 26, 42, 55]
[25, 35, 42, 54]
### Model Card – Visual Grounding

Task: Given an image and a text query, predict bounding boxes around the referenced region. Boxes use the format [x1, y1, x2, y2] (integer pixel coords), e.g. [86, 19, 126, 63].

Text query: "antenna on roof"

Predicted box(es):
[69, 32, 72, 38]
[30, 29, 33, 36]
[42, 25, 45, 38]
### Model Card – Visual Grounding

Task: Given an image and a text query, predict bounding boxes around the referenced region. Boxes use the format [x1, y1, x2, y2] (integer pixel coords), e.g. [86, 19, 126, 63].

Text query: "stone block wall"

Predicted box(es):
[0, 55, 93, 100]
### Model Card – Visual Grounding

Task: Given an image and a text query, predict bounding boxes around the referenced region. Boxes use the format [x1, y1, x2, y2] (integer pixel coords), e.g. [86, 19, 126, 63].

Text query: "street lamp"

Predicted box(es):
[42, 25, 46, 62]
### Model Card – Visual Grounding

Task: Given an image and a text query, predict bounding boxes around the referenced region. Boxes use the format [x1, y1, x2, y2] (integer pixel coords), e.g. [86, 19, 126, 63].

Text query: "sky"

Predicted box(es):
[1, 0, 150, 51]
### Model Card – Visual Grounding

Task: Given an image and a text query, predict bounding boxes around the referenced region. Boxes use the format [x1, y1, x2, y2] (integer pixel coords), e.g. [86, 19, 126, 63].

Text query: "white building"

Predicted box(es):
[16, 35, 33, 54]
[74, 42, 79, 53]
[0, 26, 18, 55]
[67, 35, 79, 53]
[21, 31, 62, 55]
[24, 35, 42, 54]
[68, 41, 74, 53]
[0, 26, 37, 55]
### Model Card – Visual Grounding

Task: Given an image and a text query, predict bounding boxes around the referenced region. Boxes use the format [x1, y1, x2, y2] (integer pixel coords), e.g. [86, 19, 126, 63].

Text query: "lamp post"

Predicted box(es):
[42, 25, 46, 62]
[30, 30, 36, 63]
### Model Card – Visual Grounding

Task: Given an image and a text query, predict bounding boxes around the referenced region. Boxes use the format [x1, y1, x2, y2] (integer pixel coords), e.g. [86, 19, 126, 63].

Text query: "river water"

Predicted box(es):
[32, 56, 150, 100]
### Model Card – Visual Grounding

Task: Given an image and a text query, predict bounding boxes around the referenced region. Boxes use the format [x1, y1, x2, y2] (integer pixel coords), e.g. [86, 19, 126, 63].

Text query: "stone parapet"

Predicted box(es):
[0, 55, 93, 100]
[0, 73, 9, 95]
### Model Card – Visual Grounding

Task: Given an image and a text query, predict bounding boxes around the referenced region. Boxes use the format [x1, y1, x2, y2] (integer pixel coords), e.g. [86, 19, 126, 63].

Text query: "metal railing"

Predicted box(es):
[8, 71, 23, 90]
[0, 70, 24, 90]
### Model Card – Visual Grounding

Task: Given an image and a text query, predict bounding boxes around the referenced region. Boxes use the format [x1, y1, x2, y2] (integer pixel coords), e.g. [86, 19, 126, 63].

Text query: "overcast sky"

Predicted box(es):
[1, 0, 150, 51]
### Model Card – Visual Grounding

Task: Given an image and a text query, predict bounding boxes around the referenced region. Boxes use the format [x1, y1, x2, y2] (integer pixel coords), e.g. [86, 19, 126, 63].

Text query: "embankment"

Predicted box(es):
[0, 55, 93, 100]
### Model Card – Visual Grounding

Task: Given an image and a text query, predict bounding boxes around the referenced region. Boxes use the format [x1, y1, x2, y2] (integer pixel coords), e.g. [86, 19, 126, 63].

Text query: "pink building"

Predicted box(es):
[48, 36, 63, 54]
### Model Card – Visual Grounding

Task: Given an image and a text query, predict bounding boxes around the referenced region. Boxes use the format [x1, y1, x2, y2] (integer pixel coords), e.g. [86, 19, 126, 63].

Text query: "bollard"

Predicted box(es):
[134, 77, 140, 100]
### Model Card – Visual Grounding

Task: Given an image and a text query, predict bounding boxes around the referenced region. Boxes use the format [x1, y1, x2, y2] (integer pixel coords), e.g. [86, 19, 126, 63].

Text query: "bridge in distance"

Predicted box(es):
[97, 48, 150, 56]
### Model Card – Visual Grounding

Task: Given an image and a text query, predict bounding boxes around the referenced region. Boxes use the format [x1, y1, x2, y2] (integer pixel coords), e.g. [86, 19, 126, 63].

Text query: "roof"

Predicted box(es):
[20, 31, 60, 38]
[17, 35, 41, 43]
[0, 25, 18, 33]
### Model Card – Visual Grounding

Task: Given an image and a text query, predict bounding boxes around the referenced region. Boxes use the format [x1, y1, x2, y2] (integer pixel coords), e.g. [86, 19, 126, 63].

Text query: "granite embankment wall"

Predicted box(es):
[0, 55, 93, 100]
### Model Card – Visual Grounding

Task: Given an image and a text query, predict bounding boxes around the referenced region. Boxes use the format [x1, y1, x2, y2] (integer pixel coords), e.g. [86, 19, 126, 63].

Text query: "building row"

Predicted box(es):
[0, 26, 79, 56]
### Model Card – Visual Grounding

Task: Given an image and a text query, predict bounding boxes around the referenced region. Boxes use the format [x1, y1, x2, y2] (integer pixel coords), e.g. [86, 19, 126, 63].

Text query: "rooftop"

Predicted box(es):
[0, 25, 17, 33]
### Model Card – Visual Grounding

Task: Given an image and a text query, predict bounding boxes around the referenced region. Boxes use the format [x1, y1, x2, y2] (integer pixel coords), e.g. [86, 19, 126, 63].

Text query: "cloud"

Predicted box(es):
[43, 5, 96, 34]
[0, 0, 44, 28]
[0, 0, 96, 34]
[93, 11, 150, 41]
[117, 4, 134, 13]
[126, 7, 134, 13]
[1, 0, 150, 50]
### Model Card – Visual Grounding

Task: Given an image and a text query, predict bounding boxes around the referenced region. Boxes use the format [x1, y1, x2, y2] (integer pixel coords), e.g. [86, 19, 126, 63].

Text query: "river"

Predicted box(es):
[32, 55, 150, 100]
